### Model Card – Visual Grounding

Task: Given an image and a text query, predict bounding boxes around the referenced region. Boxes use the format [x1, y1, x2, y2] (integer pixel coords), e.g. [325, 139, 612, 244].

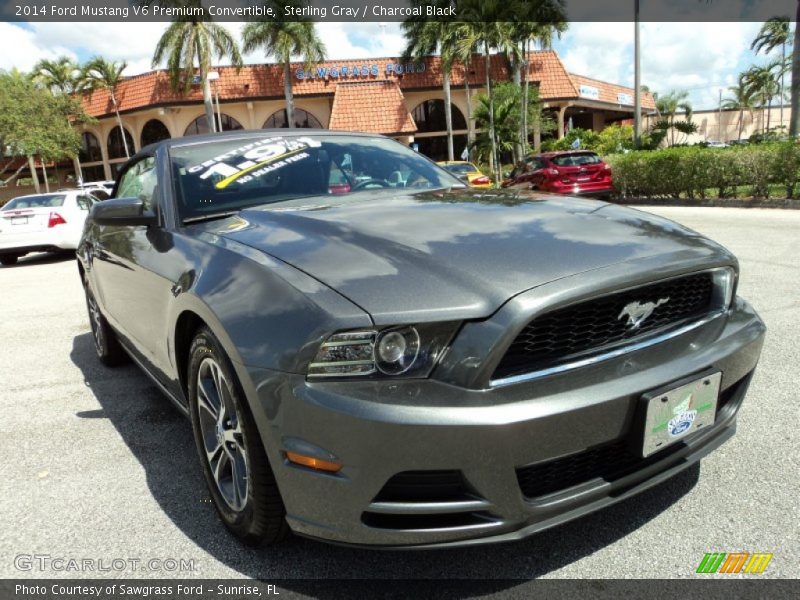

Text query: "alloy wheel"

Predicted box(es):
[196, 357, 249, 512]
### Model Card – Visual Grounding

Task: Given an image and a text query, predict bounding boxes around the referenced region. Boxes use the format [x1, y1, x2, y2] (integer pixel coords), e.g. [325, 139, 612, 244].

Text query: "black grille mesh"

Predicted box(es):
[493, 272, 714, 380]
[516, 440, 684, 499]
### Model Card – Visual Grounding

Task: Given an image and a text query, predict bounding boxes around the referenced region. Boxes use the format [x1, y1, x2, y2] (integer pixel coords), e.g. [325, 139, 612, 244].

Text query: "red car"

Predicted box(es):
[502, 150, 613, 197]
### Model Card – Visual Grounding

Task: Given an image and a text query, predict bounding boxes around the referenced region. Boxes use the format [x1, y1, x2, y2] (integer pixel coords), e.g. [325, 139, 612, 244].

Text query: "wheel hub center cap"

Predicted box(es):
[216, 423, 225, 446]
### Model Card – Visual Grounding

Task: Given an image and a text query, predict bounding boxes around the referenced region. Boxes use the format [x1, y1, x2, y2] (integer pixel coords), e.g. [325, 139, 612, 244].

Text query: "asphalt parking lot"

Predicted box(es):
[1, 206, 798, 584]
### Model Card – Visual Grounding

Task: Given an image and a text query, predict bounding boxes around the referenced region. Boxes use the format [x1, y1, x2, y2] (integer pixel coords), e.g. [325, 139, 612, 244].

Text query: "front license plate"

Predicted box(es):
[641, 371, 721, 457]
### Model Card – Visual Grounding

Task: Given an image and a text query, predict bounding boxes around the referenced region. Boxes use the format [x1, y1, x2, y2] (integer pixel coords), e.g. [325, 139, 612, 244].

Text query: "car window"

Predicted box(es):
[76, 195, 95, 210]
[3, 194, 66, 210]
[444, 163, 477, 175]
[170, 134, 461, 220]
[551, 153, 602, 167]
[117, 157, 158, 211]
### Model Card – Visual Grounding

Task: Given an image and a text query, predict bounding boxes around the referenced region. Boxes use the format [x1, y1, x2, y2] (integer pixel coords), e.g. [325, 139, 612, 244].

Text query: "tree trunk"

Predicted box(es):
[284, 61, 295, 128]
[42, 160, 50, 193]
[780, 40, 786, 131]
[792, 2, 800, 137]
[0, 162, 26, 186]
[522, 40, 530, 156]
[110, 90, 130, 158]
[464, 65, 473, 158]
[201, 68, 216, 134]
[511, 44, 523, 162]
[443, 70, 454, 161]
[73, 156, 83, 186]
[738, 109, 744, 140]
[28, 155, 40, 194]
[766, 97, 772, 133]
[484, 43, 498, 183]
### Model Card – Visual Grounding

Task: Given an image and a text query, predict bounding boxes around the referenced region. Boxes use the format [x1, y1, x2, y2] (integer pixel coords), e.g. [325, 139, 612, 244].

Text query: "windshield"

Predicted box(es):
[443, 163, 478, 175]
[3, 194, 66, 210]
[550, 153, 602, 167]
[169, 134, 462, 220]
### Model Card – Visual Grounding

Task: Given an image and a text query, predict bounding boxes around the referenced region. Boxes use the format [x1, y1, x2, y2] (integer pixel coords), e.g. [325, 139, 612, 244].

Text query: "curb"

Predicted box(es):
[611, 197, 800, 210]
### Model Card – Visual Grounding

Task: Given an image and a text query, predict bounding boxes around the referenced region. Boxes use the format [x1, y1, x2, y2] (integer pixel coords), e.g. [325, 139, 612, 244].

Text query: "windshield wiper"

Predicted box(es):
[183, 211, 239, 224]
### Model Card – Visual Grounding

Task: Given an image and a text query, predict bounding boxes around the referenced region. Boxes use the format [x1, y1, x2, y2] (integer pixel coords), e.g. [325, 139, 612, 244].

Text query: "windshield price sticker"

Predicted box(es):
[187, 136, 321, 188]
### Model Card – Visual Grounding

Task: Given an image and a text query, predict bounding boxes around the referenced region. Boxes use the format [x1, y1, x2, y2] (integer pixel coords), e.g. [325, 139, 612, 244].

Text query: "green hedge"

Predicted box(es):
[606, 142, 800, 199]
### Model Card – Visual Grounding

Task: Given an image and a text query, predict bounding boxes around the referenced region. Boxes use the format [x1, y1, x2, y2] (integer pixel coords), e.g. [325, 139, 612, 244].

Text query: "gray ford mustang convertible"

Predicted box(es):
[77, 130, 765, 548]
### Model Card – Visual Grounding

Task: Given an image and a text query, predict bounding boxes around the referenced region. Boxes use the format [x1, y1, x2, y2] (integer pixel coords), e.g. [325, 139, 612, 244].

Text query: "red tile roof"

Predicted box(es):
[79, 51, 651, 118]
[569, 73, 657, 110]
[328, 81, 416, 135]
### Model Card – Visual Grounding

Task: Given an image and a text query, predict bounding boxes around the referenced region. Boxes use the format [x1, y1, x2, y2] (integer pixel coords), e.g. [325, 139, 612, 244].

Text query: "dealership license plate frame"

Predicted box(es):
[639, 370, 721, 457]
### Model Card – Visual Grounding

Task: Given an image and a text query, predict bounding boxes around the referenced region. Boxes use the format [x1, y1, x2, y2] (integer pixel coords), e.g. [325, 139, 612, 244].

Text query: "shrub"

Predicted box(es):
[607, 142, 800, 199]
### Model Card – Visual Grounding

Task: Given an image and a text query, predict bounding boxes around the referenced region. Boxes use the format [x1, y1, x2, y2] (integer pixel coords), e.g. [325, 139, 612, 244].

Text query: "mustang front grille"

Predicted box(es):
[492, 271, 716, 382]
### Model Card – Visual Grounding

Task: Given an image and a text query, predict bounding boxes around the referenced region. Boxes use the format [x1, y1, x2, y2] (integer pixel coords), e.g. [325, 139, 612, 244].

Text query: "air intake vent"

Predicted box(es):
[363, 470, 502, 532]
[516, 440, 686, 499]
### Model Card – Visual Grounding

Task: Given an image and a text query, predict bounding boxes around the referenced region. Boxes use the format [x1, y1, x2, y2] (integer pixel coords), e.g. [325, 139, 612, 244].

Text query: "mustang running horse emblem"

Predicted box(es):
[618, 297, 670, 330]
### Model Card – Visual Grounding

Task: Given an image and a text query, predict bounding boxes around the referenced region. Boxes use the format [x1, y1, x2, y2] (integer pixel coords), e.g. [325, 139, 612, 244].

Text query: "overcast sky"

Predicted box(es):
[0, 21, 781, 111]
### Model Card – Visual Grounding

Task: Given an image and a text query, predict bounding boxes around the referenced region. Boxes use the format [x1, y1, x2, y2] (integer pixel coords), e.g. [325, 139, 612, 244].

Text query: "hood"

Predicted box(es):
[205, 189, 728, 324]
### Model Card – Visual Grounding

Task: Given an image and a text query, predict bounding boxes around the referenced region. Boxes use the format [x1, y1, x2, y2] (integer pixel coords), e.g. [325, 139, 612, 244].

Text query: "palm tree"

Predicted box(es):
[31, 57, 82, 189]
[722, 75, 755, 140]
[751, 17, 792, 131]
[79, 57, 130, 158]
[451, 22, 482, 159]
[242, 2, 325, 129]
[511, 16, 567, 155]
[31, 57, 80, 95]
[743, 64, 780, 134]
[146, 0, 242, 134]
[457, 0, 516, 182]
[402, 4, 461, 161]
[655, 90, 694, 146]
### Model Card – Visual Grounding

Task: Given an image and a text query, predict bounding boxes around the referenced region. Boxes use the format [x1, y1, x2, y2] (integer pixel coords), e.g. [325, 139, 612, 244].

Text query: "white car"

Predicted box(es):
[0, 191, 99, 265]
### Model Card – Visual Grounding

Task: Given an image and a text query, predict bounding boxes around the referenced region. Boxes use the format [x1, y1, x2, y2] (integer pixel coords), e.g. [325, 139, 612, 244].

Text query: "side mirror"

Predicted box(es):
[90, 197, 156, 227]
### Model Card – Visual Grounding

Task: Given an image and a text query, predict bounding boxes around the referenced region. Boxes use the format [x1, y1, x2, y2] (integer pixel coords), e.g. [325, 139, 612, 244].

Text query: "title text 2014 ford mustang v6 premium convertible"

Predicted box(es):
[77, 131, 765, 548]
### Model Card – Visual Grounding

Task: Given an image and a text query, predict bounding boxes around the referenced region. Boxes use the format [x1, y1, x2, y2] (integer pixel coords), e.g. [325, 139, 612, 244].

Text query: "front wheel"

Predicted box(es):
[187, 327, 288, 545]
[0, 254, 18, 266]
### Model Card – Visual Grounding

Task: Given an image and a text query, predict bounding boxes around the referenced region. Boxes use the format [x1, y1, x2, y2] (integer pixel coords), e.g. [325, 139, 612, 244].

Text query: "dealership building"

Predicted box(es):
[3, 50, 655, 191]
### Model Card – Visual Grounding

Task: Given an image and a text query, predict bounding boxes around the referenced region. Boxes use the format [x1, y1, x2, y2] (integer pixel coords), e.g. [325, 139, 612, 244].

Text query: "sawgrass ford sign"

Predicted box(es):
[296, 62, 426, 80]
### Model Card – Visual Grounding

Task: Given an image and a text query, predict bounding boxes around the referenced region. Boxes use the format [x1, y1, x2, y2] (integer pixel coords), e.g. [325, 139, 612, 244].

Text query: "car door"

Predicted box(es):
[91, 154, 177, 378]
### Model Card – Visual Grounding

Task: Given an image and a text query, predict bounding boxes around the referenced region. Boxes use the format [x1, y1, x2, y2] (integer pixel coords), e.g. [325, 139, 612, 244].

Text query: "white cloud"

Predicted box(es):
[2, 22, 408, 76]
[0, 23, 76, 72]
[557, 21, 764, 110]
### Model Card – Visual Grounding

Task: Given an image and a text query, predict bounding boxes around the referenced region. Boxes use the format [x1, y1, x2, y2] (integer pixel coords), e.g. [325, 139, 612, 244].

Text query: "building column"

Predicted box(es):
[557, 105, 568, 139]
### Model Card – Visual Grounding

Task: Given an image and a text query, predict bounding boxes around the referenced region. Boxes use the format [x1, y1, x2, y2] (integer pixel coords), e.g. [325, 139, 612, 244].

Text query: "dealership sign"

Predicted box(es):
[579, 85, 600, 100]
[296, 62, 426, 81]
[617, 92, 633, 105]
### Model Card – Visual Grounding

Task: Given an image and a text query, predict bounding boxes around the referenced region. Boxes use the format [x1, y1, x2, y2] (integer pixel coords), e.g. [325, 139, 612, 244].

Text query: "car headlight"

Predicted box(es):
[307, 323, 460, 379]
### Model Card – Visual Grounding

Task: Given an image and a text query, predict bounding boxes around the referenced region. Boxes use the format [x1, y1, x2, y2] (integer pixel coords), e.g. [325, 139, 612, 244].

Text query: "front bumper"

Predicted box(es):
[239, 297, 764, 548]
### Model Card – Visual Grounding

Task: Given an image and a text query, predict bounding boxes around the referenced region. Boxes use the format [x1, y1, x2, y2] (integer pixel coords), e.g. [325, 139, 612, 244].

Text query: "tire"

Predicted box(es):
[83, 280, 127, 366]
[0, 255, 18, 266]
[187, 327, 288, 545]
